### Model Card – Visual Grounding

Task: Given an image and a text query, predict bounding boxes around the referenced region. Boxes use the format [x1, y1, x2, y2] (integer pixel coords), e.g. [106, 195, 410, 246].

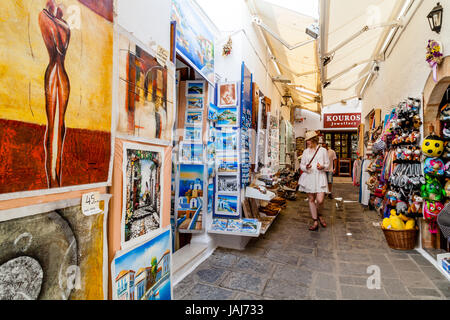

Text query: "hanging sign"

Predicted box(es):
[323, 113, 361, 129]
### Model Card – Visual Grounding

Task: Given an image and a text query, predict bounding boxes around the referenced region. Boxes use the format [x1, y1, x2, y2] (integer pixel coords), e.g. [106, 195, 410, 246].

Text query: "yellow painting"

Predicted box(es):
[0, 0, 113, 194]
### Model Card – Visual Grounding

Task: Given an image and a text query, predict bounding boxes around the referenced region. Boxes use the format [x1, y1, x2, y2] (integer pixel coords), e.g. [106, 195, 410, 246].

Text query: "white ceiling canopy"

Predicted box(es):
[320, 0, 416, 107]
[250, 0, 321, 113]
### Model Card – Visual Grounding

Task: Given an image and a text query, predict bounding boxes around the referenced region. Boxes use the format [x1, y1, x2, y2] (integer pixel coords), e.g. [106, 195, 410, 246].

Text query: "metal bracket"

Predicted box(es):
[252, 15, 317, 50]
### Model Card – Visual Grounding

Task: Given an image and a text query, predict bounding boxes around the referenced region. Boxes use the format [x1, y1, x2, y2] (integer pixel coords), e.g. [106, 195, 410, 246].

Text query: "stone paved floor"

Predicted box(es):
[174, 183, 450, 300]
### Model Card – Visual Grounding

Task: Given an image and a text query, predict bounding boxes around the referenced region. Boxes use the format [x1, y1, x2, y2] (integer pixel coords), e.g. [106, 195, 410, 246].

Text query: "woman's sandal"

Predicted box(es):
[309, 219, 319, 232]
[318, 215, 327, 228]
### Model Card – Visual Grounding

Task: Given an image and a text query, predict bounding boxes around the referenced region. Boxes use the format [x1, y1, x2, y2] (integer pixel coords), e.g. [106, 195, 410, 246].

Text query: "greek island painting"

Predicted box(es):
[112, 228, 172, 300]
[0, 197, 110, 300]
[176, 164, 204, 232]
[171, 0, 215, 84]
[122, 143, 164, 248]
[118, 33, 175, 142]
[0, 0, 113, 197]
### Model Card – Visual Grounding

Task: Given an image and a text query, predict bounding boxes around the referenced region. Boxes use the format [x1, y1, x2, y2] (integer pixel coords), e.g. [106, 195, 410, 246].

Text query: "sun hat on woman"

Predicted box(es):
[305, 131, 318, 141]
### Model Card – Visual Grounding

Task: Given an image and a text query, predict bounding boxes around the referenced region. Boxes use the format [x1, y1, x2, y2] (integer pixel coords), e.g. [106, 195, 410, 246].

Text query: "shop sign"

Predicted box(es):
[323, 113, 361, 128]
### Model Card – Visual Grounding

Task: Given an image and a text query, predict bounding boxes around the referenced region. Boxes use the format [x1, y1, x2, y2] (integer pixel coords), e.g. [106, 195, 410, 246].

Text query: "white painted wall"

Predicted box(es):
[116, 0, 172, 52]
[362, 0, 450, 120]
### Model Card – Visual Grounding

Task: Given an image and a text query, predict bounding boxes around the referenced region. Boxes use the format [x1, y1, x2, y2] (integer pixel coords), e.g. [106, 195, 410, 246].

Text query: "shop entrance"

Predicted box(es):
[322, 131, 358, 177]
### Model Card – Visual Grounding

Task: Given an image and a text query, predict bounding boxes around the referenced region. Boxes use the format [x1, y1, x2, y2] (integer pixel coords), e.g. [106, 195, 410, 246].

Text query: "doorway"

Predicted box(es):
[323, 131, 358, 177]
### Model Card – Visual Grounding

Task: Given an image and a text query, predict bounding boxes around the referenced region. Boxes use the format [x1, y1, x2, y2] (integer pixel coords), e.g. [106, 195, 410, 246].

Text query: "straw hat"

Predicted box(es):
[305, 131, 318, 141]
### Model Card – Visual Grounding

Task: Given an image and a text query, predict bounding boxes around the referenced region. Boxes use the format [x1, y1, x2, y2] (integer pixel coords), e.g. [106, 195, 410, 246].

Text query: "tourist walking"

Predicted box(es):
[323, 143, 338, 199]
[298, 131, 329, 231]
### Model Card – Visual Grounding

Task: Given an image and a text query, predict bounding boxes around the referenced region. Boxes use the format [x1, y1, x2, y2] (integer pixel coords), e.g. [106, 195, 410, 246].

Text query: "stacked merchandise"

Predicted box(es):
[381, 99, 423, 233]
[277, 167, 298, 201]
[438, 104, 450, 249]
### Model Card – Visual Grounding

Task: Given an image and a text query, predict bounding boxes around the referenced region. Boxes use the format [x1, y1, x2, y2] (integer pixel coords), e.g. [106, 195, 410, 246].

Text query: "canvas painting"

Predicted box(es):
[217, 107, 238, 127]
[176, 164, 204, 232]
[185, 110, 203, 127]
[0, 0, 114, 197]
[216, 194, 239, 217]
[208, 103, 219, 121]
[184, 126, 202, 141]
[217, 175, 238, 193]
[112, 228, 172, 300]
[218, 82, 238, 107]
[216, 129, 238, 153]
[207, 141, 216, 163]
[187, 97, 204, 110]
[122, 144, 164, 247]
[186, 81, 205, 97]
[171, 0, 215, 84]
[179, 142, 203, 164]
[118, 33, 175, 142]
[0, 196, 110, 300]
[217, 156, 239, 173]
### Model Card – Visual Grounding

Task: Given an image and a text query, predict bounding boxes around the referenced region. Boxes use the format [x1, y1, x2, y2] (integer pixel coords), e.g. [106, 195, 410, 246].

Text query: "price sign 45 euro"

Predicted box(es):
[82, 192, 103, 216]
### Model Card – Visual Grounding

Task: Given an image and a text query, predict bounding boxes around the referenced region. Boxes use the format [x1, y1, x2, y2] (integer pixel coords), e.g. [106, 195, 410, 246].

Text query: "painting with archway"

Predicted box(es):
[122, 143, 164, 248]
[118, 33, 175, 142]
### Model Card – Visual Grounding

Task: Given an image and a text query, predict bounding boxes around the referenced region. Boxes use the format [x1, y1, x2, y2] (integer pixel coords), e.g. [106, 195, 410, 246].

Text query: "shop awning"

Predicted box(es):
[320, 0, 410, 107]
[250, 0, 321, 113]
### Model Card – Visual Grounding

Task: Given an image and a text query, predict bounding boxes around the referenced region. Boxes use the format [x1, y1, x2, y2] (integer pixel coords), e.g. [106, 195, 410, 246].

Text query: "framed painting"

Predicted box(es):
[185, 81, 206, 97]
[0, 195, 111, 300]
[215, 194, 240, 218]
[185, 109, 203, 127]
[118, 32, 176, 143]
[122, 143, 164, 249]
[112, 227, 172, 300]
[179, 142, 203, 164]
[184, 126, 202, 142]
[0, 0, 114, 199]
[176, 164, 205, 232]
[217, 175, 239, 194]
[187, 97, 204, 110]
[218, 82, 239, 107]
[216, 106, 238, 127]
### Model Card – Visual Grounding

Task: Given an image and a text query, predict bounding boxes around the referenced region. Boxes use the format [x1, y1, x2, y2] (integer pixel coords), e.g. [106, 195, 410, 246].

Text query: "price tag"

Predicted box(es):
[156, 45, 169, 67]
[82, 192, 102, 216]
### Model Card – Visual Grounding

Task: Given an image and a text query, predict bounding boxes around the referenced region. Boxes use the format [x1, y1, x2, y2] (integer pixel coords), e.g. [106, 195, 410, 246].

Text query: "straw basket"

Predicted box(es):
[382, 227, 419, 250]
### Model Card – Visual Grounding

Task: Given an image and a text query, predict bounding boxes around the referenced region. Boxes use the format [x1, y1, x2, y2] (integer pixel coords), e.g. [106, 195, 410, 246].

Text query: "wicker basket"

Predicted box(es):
[381, 227, 419, 250]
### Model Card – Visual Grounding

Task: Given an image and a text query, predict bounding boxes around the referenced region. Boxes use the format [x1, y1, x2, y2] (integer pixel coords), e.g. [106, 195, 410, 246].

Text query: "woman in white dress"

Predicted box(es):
[298, 131, 330, 231]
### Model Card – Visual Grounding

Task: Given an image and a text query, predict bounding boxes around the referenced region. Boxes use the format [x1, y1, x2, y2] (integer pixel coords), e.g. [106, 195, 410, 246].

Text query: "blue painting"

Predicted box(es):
[113, 228, 172, 300]
[207, 183, 214, 214]
[184, 126, 202, 141]
[217, 107, 238, 127]
[216, 194, 239, 217]
[240, 63, 252, 188]
[172, 0, 215, 84]
[216, 129, 238, 153]
[208, 103, 219, 121]
[177, 164, 204, 231]
[186, 110, 203, 126]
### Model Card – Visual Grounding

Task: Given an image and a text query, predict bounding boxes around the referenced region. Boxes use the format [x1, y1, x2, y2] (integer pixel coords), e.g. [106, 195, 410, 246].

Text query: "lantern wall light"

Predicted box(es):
[427, 2, 443, 34]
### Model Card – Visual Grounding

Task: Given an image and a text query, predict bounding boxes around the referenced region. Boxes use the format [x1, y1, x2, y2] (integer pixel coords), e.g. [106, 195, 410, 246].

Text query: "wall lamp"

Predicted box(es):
[427, 2, 443, 34]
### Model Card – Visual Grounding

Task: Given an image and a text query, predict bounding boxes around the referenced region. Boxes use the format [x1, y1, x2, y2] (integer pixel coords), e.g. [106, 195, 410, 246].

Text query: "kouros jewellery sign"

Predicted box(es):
[323, 113, 361, 129]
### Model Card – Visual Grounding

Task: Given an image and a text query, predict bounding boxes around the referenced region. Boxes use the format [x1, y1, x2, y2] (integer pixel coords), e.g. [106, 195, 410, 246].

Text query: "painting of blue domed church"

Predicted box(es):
[176, 164, 204, 231]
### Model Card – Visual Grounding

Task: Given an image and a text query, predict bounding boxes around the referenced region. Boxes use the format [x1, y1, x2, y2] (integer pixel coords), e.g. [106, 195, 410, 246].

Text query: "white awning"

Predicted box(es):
[251, 0, 321, 113]
[320, 0, 411, 106]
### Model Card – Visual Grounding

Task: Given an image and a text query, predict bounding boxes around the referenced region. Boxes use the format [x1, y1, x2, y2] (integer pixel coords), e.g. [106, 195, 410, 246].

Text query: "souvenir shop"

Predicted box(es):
[357, 92, 450, 280]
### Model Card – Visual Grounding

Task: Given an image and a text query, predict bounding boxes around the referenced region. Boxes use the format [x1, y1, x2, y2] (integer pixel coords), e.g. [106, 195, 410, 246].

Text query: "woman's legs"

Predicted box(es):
[316, 192, 327, 227]
[308, 193, 318, 219]
[308, 193, 319, 230]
